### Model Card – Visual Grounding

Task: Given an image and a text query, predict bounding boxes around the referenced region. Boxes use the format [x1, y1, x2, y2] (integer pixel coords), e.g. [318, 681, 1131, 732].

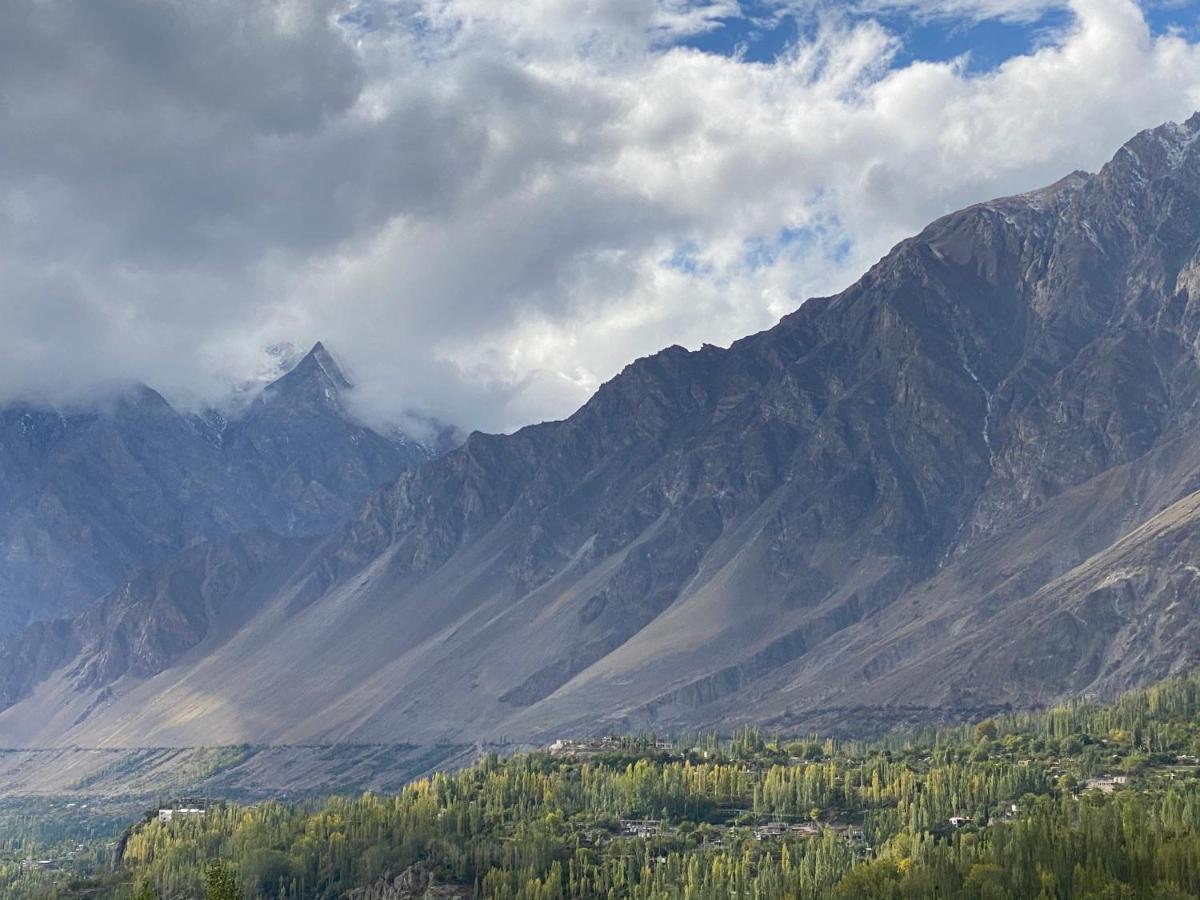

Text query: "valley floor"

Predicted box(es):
[9, 673, 1200, 898]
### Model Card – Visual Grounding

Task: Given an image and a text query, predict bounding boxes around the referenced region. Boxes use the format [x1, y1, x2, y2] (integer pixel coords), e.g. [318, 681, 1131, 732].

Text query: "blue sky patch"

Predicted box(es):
[678, 1, 1200, 74]
[1144, 0, 1200, 40]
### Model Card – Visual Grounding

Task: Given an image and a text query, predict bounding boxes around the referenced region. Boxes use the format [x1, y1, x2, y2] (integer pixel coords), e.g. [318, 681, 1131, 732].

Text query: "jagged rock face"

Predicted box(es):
[4, 116, 1200, 747]
[0, 529, 314, 723]
[67, 531, 304, 690]
[221, 343, 430, 535]
[0, 344, 435, 635]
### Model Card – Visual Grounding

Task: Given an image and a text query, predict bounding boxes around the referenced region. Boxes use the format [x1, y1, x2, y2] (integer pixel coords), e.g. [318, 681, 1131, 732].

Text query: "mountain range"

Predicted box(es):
[3, 115, 1200, 748]
[0, 343, 447, 635]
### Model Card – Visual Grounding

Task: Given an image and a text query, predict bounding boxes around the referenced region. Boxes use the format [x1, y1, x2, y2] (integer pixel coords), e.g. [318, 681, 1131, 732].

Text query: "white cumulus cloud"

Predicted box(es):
[0, 0, 1198, 433]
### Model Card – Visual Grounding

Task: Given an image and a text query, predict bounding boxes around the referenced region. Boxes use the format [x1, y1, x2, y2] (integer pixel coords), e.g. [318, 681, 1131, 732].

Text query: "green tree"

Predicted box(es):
[833, 859, 902, 899]
[205, 859, 241, 900]
[975, 719, 999, 742]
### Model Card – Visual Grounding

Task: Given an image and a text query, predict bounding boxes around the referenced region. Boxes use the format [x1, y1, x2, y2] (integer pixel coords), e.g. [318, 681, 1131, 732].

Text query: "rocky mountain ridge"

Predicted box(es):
[3, 115, 1200, 746]
[0, 343, 444, 635]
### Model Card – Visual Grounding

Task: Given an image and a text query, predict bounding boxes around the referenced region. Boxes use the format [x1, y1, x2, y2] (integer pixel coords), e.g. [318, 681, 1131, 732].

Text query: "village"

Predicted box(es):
[6, 797, 214, 878]
[605, 816, 865, 847]
[537, 730, 1197, 860]
[542, 735, 1003, 854]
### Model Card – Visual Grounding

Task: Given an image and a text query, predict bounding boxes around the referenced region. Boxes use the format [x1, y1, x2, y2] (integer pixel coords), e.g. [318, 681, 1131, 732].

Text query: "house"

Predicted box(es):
[158, 797, 210, 824]
[158, 806, 206, 824]
[949, 816, 971, 828]
[827, 825, 865, 842]
[753, 822, 788, 840]
[548, 737, 622, 758]
[788, 823, 821, 836]
[1084, 776, 1128, 794]
[620, 819, 663, 838]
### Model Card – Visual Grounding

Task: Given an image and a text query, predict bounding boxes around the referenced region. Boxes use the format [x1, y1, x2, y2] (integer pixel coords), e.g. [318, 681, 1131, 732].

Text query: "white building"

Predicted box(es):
[1084, 776, 1128, 794]
[158, 806, 206, 824]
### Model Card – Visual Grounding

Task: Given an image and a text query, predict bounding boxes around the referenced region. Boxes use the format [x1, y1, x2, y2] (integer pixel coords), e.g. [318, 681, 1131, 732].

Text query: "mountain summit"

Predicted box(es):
[0, 343, 440, 635]
[4, 117, 1200, 746]
[265, 341, 353, 402]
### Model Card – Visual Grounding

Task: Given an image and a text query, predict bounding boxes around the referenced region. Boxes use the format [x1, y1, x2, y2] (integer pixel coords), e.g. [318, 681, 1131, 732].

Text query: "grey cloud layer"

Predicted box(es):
[1, 0, 1198, 432]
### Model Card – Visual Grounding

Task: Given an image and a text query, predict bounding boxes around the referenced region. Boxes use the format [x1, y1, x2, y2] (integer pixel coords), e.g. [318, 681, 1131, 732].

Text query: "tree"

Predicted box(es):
[132, 877, 160, 900]
[975, 719, 999, 743]
[205, 859, 241, 900]
[833, 859, 902, 899]
[963, 863, 1012, 900]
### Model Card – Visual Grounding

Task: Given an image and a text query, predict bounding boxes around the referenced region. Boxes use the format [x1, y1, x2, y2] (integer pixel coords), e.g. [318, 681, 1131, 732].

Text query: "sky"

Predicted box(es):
[2, 0, 1200, 435]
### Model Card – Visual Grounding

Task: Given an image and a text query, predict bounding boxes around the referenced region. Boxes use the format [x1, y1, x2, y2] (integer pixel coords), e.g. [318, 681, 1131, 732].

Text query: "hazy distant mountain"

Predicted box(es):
[5, 116, 1200, 747]
[0, 343, 442, 635]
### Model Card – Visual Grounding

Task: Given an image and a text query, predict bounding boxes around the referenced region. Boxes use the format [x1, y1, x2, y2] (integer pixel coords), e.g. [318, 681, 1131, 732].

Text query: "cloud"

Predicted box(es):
[832, 0, 1069, 24]
[1, 0, 1199, 433]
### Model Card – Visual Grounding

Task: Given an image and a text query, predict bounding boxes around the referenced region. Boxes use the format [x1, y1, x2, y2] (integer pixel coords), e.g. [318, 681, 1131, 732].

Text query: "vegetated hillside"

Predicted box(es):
[0, 343, 441, 634]
[15, 672, 1200, 899]
[5, 116, 1200, 748]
